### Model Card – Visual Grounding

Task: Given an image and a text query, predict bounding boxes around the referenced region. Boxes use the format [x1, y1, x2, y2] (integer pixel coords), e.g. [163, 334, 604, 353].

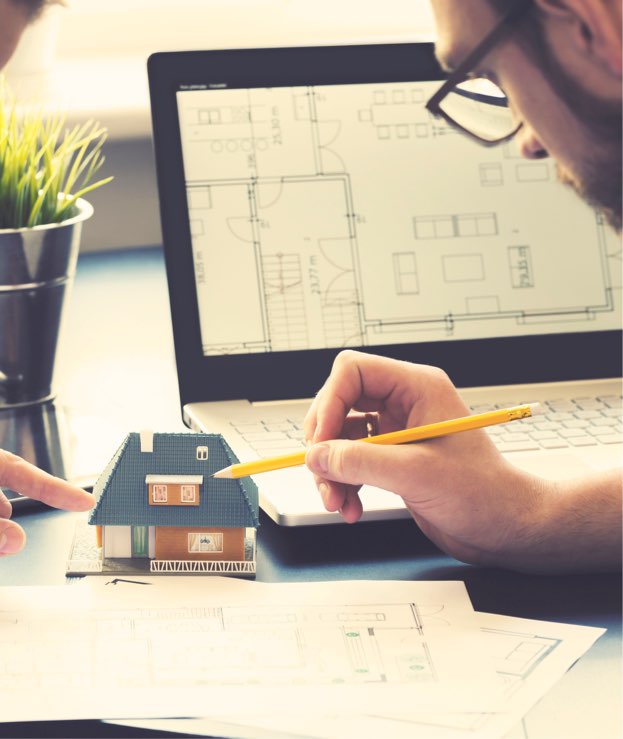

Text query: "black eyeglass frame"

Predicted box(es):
[425, 0, 534, 146]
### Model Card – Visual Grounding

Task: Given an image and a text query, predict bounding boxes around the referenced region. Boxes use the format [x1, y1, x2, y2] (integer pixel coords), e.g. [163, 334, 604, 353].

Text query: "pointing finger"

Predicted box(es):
[0, 449, 94, 511]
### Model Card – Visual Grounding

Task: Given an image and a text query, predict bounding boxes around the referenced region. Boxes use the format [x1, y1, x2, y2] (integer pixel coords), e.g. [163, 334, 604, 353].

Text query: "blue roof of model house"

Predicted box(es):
[89, 432, 260, 528]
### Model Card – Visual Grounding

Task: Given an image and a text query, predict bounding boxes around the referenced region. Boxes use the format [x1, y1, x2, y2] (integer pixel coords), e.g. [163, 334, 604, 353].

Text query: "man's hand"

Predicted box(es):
[0, 449, 94, 556]
[304, 350, 622, 573]
[303, 350, 530, 562]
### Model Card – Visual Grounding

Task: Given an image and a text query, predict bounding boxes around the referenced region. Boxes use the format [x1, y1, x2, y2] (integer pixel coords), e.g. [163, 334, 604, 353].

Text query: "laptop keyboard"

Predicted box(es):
[230, 395, 622, 458]
[472, 395, 622, 452]
[229, 420, 306, 457]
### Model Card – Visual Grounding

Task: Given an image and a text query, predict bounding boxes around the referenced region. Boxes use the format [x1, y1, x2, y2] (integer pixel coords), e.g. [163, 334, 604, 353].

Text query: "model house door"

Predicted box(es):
[132, 526, 149, 557]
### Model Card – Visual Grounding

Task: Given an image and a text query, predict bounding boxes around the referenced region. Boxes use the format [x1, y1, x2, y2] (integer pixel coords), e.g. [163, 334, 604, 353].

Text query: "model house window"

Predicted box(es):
[146, 475, 203, 506]
[188, 532, 223, 553]
[196, 446, 209, 461]
[181, 485, 197, 503]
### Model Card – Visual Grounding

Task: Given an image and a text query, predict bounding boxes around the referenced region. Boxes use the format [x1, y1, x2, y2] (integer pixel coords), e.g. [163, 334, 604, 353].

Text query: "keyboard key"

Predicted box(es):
[529, 430, 560, 440]
[500, 432, 533, 443]
[241, 431, 290, 442]
[593, 435, 623, 445]
[486, 426, 506, 437]
[589, 416, 619, 427]
[569, 436, 598, 446]
[264, 422, 296, 432]
[574, 410, 604, 420]
[601, 408, 623, 418]
[545, 400, 577, 412]
[573, 397, 607, 411]
[516, 415, 540, 425]
[252, 441, 304, 455]
[231, 423, 265, 433]
[497, 440, 540, 452]
[538, 438, 569, 449]
[533, 421, 561, 431]
[587, 426, 617, 436]
[599, 396, 623, 409]
[558, 428, 588, 438]
[562, 419, 591, 429]
[546, 411, 575, 422]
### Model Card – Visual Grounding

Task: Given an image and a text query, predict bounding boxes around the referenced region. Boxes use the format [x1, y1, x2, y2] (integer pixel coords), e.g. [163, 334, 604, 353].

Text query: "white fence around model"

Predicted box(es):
[150, 560, 256, 574]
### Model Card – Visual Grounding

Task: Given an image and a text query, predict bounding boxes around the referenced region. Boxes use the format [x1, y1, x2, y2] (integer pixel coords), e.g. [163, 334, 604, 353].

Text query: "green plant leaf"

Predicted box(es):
[0, 78, 113, 229]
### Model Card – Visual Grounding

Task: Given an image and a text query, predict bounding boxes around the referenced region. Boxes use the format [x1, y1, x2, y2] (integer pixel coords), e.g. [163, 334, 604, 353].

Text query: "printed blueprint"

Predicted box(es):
[177, 82, 621, 355]
[0, 578, 493, 722]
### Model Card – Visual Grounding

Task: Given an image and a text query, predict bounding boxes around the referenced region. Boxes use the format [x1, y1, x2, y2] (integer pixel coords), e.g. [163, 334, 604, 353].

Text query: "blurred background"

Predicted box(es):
[4, 0, 436, 254]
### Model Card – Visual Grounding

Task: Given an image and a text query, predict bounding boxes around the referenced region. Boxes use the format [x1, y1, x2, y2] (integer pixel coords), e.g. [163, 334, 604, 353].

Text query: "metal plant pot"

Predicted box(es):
[0, 198, 93, 408]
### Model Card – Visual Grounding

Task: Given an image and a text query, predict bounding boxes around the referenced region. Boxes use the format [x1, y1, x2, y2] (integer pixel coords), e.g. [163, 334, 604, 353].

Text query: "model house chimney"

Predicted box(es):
[140, 430, 154, 453]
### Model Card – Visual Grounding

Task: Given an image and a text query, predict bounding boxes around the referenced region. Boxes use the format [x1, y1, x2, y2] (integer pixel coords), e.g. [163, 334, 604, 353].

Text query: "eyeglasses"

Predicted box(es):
[425, 0, 533, 146]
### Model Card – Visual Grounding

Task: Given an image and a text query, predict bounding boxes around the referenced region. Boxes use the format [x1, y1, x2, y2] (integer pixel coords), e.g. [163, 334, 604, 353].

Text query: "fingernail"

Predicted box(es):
[307, 443, 330, 475]
[0, 490, 12, 517]
[318, 482, 329, 505]
[0, 527, 24, 554]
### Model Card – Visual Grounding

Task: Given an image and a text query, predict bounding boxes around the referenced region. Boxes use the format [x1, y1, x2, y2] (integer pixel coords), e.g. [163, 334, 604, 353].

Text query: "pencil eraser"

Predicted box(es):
[528, 402, 543, 416]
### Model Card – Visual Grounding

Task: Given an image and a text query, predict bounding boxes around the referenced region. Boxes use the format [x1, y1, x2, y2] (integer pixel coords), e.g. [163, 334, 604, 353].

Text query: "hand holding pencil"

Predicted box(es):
[297, 351, 555, 564]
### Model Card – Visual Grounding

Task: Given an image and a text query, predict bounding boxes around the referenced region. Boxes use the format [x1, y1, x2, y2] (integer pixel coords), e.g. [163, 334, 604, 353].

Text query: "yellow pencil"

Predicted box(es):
[212, 402, 542, 479]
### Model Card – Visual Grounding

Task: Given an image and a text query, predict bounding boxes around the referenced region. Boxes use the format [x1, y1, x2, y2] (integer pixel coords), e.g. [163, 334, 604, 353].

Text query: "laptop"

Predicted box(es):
[147, 43, 622, 526]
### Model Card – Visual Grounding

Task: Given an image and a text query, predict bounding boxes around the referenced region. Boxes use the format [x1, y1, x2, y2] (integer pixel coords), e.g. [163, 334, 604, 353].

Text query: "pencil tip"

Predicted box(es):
[212, 467, 231, 479]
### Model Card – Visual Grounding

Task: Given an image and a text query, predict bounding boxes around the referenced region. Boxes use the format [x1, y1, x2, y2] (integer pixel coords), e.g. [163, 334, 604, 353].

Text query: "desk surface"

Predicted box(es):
[0, 248, 621, 739]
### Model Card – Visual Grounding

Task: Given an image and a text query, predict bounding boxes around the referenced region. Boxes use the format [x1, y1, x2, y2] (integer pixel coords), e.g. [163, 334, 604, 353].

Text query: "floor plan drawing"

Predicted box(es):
[177, 81, 621, 355]
[0, 579, 607, 731]
[0, 601, 450, 690]
[0, 578, 495, 724]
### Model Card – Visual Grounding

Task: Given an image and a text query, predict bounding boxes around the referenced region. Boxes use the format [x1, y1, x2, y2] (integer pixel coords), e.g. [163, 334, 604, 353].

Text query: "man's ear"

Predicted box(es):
[533, 0, 622, 78]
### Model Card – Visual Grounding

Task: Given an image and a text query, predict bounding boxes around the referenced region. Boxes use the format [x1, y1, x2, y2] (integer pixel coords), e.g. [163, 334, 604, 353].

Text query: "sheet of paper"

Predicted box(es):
[107, 608, 605, 739]
[0, 577, 498, 723]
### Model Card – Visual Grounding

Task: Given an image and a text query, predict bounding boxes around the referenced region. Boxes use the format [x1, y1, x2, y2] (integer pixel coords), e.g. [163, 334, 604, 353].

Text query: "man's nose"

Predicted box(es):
[517, 125, 549, 159]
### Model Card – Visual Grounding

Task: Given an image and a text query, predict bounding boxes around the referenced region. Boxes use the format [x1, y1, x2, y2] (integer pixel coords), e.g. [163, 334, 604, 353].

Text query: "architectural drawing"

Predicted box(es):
[0, 596, 465, 693]
[0, 579, 605, 732]
[176, 81, 621, 353]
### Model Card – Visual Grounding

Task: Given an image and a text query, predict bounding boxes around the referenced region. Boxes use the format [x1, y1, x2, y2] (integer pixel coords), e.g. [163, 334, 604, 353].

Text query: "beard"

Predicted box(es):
[462, 4, 622, 230]
[511, 10, 622, 232]
[556, 149, 622, 233]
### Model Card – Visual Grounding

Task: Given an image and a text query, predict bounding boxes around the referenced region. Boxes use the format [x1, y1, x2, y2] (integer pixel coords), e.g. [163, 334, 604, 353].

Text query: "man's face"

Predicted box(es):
[0, 0, 30, 71]
[430, 0, 622, 231]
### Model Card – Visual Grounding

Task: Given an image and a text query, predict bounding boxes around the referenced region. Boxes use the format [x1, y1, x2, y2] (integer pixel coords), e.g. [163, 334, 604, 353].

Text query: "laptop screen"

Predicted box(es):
[149, 44, 622, 405]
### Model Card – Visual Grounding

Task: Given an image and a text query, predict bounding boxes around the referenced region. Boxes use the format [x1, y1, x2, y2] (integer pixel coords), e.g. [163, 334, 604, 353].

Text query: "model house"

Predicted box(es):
[88, 431, 260, 575]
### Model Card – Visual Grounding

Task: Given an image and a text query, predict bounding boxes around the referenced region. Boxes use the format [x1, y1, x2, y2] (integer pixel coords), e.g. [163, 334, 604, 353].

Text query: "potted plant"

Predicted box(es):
[0, 79, 112, 408]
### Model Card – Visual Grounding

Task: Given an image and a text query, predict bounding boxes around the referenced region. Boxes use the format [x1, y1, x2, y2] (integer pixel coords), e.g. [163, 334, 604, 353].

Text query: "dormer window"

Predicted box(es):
[196, 446, 209, 461]
[146, 475, 203, 506]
